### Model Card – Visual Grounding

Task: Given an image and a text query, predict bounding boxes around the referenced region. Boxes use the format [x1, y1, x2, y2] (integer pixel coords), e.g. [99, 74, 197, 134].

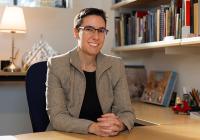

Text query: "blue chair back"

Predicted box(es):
[25, 61, 49, 132]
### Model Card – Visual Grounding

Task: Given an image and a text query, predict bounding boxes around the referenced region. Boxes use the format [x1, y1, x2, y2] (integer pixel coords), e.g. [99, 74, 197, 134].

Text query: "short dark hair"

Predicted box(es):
[74, 8, 107, 29]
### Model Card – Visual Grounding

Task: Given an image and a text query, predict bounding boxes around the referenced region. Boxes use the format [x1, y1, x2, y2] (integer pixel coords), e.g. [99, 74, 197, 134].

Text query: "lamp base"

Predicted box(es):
[3, 63, 21, 72]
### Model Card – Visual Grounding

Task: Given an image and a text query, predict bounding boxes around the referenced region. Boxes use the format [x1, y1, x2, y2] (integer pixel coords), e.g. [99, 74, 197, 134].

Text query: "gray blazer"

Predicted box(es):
[46, 48, 135, 134]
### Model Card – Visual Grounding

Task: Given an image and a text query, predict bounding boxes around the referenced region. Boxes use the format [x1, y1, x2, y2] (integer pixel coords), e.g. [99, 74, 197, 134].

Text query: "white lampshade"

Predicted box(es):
[0, 6, 26, 33]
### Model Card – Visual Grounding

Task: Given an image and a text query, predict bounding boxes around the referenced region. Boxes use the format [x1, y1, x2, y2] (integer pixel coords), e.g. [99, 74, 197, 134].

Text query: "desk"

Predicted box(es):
[1, 102, 200, 140]
[133, 101, 200, 125]
[0, 123, 199, 140]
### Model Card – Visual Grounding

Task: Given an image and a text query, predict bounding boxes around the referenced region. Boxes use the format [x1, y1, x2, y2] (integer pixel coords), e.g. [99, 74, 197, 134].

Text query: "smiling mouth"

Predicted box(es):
[89, 42, 98, 47]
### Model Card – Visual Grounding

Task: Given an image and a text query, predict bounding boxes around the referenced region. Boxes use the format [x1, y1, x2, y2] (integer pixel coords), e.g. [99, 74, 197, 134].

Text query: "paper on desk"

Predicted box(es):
[190, 111, 200, 120]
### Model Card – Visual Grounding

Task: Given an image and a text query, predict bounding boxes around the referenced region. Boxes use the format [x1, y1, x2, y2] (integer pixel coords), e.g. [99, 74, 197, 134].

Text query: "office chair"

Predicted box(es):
[25, 61, 49, 132]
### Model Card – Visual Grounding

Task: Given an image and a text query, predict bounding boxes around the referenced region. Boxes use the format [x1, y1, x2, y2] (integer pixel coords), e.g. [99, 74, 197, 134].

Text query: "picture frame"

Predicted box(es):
[124, 65, 147, 102]
[141, 71, 177, 107]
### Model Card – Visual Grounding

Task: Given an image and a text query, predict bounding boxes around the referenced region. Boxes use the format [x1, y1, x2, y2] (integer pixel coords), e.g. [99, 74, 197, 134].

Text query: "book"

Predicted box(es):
[194, 0, 199, 35]
[141, 71, 177, 107]
[190, 111, 200, 120]
[185, 0, 191, 26]
[114, 17, 121, 46]
[125, 65, 147, 101]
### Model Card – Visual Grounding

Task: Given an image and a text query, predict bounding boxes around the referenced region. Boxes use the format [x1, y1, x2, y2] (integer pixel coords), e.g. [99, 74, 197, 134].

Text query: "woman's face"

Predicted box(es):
[74, 15, 106, 56]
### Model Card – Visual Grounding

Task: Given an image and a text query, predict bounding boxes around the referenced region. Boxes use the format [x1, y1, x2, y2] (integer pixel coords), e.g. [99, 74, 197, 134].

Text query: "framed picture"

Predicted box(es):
[141, 71, 177, 107]
[124, 65, 147, 102]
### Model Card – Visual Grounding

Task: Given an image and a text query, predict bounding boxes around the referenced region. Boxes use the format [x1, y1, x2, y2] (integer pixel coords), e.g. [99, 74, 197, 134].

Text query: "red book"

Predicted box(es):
[185, 0, 190, 26]
[135, 11, 148, 18]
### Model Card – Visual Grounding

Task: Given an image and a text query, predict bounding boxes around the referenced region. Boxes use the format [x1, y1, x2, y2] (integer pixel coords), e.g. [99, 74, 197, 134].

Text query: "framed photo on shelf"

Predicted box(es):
[124, 65, 147, 102]
[141, 71, 177, 107]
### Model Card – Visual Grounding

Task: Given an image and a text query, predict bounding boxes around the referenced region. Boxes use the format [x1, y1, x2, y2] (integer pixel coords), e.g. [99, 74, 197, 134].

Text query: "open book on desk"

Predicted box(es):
[190, 111, 200, 120]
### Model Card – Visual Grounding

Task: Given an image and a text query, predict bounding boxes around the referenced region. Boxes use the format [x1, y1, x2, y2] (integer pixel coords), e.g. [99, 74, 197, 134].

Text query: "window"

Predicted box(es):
[0, 0, 14, 5]
[0, 0, 70, 8]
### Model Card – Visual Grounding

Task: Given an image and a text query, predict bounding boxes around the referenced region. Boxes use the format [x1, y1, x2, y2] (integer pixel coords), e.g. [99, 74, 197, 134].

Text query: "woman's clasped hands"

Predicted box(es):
[88, 113, 125, 137]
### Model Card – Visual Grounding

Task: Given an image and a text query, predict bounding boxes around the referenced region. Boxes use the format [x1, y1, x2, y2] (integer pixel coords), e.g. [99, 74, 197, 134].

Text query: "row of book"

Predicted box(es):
[114, 0, 200, 47]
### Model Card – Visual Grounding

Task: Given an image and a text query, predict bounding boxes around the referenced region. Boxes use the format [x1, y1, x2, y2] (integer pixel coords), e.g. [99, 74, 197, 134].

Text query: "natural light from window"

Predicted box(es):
[0, 0, 70, 8]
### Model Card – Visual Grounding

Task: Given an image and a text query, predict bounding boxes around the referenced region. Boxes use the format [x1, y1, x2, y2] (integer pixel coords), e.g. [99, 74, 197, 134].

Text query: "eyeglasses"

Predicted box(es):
[78, 26, 109, 36]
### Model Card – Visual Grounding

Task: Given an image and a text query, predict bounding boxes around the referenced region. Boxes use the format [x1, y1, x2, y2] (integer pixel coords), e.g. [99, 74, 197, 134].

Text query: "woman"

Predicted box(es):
[46, 8, 135, 137]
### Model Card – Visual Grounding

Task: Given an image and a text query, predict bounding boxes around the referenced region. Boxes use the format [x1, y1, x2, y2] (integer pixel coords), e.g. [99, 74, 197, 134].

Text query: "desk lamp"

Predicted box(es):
[0, 6, 26, 72]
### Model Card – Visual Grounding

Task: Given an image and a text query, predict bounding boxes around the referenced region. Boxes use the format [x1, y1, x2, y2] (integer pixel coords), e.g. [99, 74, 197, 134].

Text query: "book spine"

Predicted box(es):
[190, 0, 194, 33]
[114, 17, 121, 47]
[194, 1, 199, 35]
[157, 9, 160, 41]
[198, 0, 200, 34]
[120, 14, 125, 46]
[185, 0, 191, 26]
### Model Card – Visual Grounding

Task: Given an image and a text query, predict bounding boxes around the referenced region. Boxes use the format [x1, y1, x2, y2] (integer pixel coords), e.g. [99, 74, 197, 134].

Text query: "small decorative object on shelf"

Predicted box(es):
[22, 35, 57, 71]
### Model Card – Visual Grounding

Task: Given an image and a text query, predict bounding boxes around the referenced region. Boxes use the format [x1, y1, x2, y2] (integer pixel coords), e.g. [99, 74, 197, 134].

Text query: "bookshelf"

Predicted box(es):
[112, 0, 200, 53]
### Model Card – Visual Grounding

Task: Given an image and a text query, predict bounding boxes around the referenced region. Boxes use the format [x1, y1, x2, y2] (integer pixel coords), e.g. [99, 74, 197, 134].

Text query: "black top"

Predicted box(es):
[79, 71, 103, 122]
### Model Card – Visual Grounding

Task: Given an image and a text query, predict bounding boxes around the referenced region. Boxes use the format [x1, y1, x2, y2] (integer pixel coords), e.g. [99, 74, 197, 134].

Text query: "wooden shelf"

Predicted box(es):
[0, 71, 26, 81]
[180, 37, 200, 47]
[0, 71, 26, 76]
[111, 0, 170, 10]
[111, 37, 200, 52]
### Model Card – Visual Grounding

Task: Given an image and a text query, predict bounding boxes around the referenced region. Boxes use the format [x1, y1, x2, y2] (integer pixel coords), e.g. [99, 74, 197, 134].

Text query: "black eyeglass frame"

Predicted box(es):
[78, 26, 109, 35]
